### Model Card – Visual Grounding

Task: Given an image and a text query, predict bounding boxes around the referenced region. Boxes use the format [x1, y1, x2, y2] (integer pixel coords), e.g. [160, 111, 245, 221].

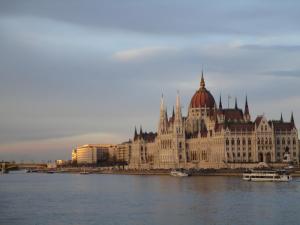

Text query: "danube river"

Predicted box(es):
[1, 173, 300, 225]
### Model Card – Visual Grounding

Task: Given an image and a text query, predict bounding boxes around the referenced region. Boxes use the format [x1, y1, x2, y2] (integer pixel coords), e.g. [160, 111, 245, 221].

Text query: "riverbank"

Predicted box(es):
[32, 167, 300, 177]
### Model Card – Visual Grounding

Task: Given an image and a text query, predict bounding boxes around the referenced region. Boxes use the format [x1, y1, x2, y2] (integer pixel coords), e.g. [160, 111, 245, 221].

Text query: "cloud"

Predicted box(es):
[112, 47, 177, 62]
[0, 132, 126, 162]
[263, 69, 300, 78]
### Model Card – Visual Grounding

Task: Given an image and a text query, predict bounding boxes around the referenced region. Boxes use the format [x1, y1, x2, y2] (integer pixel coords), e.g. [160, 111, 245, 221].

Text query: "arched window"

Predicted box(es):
[265, 138, 268, 145]
[237, 138, 240, 145]
[293, 138, 296, 145]
[231, 139, 235, 145]
[287, 138, 290, 145]
[257, 138, 260, 145]
[248, 139, 251, 145]
[226, 139, 229, 145]
[242, 138, 246, 145]
[179, 142, 182, 149]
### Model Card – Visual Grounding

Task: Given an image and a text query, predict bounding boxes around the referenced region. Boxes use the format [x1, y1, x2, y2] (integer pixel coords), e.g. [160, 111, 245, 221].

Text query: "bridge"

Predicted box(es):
[1, 162, 47, 173]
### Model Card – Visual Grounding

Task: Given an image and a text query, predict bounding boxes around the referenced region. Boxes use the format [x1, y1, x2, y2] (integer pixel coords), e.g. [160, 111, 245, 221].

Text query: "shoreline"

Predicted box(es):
[28, 168, 300, 177]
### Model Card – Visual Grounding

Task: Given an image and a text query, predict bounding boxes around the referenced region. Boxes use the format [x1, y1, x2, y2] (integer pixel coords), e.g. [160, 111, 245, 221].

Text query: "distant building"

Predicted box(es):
[71, 149, 77, 163]
[127, 73, 299, 169]
[116, 140, 132, 163]
[75, 144, 116, 164]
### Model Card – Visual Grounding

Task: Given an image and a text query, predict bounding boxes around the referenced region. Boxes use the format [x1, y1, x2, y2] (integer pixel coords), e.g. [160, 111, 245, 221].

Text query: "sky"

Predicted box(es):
[1, 0, 300, 162]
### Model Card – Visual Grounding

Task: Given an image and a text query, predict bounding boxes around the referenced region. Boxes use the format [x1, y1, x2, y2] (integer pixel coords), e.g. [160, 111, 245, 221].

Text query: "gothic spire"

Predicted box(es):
[200, 70, 205, 89]
[140, 125, 143, 135]
[291, 112, 295, 125]
[175, 90, 182, 121]
[235, 97, 238, 110]
[244, 95, 249, 115]
[280, 113, 283, 122]
[172, 105, 175, 118]
[134, 126, 137, 140]
[219, 95, 222, 109]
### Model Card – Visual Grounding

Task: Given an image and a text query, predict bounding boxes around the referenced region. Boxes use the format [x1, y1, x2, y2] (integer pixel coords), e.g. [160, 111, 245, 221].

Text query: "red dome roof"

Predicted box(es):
[190, 75, 215, 108]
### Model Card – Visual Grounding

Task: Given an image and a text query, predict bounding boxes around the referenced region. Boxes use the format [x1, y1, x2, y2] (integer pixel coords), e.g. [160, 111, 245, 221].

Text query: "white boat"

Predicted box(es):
[170, 170, 189, 177]
[80, 168, 90, 175]
[243, 170, 292, 182]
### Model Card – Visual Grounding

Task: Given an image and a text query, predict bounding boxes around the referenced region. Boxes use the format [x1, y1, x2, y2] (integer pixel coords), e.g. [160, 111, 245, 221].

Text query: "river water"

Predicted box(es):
[0, 172, 300, 225]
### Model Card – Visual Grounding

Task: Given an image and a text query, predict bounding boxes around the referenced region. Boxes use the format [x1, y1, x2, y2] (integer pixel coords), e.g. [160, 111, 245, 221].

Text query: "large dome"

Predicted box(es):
[190, 74, 215, 108]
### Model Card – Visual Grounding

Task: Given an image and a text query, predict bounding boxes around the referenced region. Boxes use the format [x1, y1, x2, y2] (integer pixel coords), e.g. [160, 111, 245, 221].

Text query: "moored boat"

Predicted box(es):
[170, 170, 189, 177]
[243, 169, 292, 182]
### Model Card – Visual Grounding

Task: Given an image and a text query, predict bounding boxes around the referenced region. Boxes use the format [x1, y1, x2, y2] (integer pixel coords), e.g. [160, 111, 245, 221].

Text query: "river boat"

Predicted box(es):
[80, 168, 90, 175]
[170, 170, 189, 177]
[243, 169, 292, 182]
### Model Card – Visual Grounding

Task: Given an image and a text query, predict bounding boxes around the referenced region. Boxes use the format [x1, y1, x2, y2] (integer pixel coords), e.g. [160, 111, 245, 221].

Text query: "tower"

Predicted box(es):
[244, 95, 251, 122]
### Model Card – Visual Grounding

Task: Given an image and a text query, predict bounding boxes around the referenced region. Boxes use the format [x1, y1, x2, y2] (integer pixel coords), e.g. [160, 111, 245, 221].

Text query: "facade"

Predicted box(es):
[128, 73, 299, 169]
[116, 141, 132, 163]
[75, 144, 116, 164]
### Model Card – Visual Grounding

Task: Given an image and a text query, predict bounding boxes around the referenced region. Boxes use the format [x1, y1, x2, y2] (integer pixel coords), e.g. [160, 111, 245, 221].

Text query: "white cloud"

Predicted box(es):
[112, 46, 177, 61]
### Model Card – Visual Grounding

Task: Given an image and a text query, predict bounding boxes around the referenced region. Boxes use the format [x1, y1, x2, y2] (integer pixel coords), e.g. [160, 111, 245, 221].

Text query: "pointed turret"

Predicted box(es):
[200, 70, 205, 89]
[244, 95, 250, 122]
[291, 112, 295, 125]
[244, 95, 249, 114]
[139, 125, 143, 135]
[219, 95, 222, 109]
[134, 126, 138, 140]
[235, 97, 238, 110]
[280, 113, 283, 122]
[175, 90, 182, 121]
[158, 94, 168, 134]
[172, 106, 175, 118]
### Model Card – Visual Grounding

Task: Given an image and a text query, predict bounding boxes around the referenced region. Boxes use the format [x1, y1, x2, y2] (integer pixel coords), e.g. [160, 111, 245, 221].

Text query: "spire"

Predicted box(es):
[172, 106, 175, 118]
[134, 126, 138, 139]
[244, 95, 249, 115]
[219, 95, 222, 109]
[160, 94, 164, 112]
[139, 125, 143, 135]
[291, 112, 295, 125]
[175, 90, 182, 121]
[200, 70, 205, 89]
[235, 97, 238, 110]
[165, 108, 168, 121]
[280, 113, 283, 122]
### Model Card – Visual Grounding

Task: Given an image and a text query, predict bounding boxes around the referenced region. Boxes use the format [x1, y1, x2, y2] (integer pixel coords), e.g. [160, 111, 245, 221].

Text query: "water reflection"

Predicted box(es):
[0, 174, 299, 225]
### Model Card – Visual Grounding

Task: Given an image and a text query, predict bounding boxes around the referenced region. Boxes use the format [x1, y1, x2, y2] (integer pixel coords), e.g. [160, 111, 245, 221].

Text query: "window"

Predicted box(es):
[257, 138, 260, 145]
[231, 139, 235, 145]
[237, 138, 240, 145]
[269, 138, 272, 145]
[293, 138, 296, 145]
[287, 138, 290, 145]
[226, 139, 229, 145]
[179, 142, 182, 149]
[242, 138, 246, 145]
[282, 138, 285, 145]
[248, 139, 251, 145]
[277, 138, 280, 145]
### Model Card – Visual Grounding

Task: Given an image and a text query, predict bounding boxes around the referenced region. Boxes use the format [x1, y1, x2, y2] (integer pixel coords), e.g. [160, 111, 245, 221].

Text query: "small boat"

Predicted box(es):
[170, 170, 189, 177]
[243, 169, 292, 182]
[80, 168, 90, 175]
[47, 170, 55, 174]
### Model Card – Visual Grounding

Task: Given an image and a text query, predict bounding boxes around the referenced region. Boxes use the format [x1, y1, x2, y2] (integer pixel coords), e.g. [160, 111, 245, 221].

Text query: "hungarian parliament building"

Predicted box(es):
[121, 73, 299, 169]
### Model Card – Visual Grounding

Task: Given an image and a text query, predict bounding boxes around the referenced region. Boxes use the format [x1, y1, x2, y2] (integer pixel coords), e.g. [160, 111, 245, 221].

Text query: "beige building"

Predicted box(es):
[75, 144, 116, 164]
[128, 73, 299, 169]
[116, 141, 132, 163]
